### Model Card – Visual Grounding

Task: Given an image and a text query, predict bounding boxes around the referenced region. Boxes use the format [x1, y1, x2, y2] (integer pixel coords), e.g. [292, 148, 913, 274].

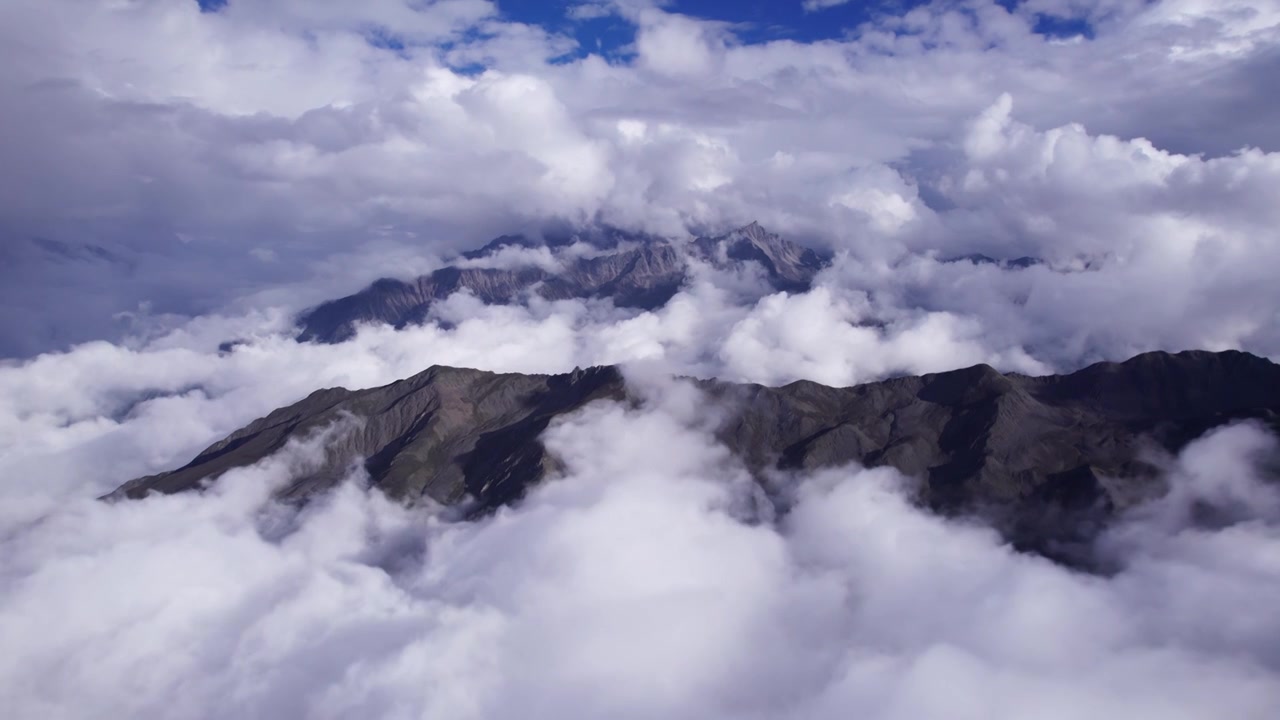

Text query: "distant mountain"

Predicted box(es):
[0, 237, 139, 358]
[0, 236, 133, 269]
[458, 225, 647, 259]
[295, 222, 829, 343]
[942, 253, 1042, 269]
[109, 350, 1280, 567]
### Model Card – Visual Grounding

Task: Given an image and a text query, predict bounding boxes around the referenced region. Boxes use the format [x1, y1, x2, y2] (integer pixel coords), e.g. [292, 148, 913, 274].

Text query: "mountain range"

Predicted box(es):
[295, 221, 829, 343]
[110, 349, 1280, 568]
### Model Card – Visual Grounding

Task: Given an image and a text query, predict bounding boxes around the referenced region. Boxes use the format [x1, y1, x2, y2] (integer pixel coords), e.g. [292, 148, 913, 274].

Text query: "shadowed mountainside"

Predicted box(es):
[111, 350, 1280, 564]
[295, 222, 828, 343]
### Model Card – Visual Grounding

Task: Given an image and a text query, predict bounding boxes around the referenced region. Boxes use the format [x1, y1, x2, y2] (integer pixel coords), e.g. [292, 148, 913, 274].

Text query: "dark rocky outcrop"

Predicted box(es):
[295, 222, 828, 343]
[110, 350, 1280, 565]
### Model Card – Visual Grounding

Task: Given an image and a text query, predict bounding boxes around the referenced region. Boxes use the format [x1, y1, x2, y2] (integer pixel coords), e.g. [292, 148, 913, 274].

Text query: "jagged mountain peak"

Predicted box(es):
[705, 220, 784, 249]
[690, 222, 828, 289]
[731, 219, 769, 240]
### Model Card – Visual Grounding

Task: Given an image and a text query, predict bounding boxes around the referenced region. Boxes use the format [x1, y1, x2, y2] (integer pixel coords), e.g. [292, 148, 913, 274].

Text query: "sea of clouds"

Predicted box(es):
[4, 374, 1280, 719]
[2, 0, 1280, 717]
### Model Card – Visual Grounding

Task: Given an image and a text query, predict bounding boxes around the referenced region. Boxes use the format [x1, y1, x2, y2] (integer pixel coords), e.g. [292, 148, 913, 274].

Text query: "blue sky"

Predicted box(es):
[197, 0, 1094, 56]
[503, 0, 1092, 51]
[501, 0, 931, 47]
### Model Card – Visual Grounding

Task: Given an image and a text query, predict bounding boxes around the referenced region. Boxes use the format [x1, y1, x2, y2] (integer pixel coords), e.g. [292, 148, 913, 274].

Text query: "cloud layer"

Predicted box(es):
[3, 374, 1280, 719]
[2, 0, 1278, 355]
[3, 2, 1280, 716]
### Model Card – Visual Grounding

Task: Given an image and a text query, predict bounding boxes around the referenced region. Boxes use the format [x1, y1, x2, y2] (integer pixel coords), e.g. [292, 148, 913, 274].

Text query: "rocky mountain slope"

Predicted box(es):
[110, 350, 1280, 565]
[295, 222, 828, 343]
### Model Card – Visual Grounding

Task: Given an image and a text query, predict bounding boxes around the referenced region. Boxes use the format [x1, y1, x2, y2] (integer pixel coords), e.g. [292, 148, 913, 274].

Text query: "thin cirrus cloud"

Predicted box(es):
[802, 0, 853, 11]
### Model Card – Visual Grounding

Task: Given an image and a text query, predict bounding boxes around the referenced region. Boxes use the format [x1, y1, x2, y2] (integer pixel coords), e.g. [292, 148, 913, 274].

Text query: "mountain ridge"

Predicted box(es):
[295, 222, 829, 343]
[109, 349, 1280, 566]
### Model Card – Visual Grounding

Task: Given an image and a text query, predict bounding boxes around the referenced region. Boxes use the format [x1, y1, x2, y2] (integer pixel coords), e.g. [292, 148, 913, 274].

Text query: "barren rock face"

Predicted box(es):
[111, 350, 1280, 565]
[294, 222, 829, 343]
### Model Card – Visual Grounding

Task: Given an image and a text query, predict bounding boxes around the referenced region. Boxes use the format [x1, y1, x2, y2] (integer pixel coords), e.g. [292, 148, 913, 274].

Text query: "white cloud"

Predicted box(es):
[634, 9, 726, 77]
[568, 2, 617, 21]
[1, 3, 1280, 713]
[2, 0, 1277, 355]
[802, 0, 852, 12]
[2, 369, 1279, 718]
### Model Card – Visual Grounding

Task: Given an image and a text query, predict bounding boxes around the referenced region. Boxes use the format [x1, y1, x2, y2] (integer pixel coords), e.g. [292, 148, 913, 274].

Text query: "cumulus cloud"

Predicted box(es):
[9, 93, 1276, 384]
[2, 2, 1280, 715]
[2, 0, 1278, 355]
[3, 371, 1279, 719]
